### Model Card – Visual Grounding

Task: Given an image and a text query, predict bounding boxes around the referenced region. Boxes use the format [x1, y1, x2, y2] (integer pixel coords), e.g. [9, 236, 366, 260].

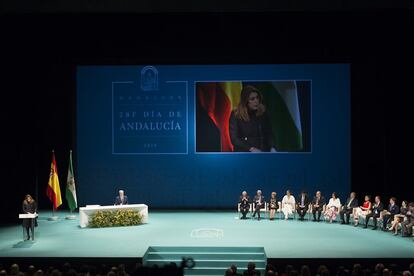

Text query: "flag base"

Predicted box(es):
[65, 215, 76, 220]
[47, 216, 59, 221]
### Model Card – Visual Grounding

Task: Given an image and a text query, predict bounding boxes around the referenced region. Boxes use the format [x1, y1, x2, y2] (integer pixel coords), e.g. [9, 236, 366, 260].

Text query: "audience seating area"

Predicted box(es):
[1, 260, 414, 276]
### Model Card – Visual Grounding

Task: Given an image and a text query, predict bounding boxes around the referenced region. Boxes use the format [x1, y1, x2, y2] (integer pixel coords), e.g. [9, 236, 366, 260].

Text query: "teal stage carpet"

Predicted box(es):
[1, 210, 413, 259]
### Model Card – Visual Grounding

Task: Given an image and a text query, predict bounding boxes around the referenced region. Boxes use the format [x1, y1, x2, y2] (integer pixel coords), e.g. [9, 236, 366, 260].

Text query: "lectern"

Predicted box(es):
[19, 213, 38, 240]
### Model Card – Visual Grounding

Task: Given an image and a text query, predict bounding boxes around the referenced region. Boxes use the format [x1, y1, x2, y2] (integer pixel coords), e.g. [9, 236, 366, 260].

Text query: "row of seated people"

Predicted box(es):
[238, 190, 414, 237]
[226, 261, 414, 276]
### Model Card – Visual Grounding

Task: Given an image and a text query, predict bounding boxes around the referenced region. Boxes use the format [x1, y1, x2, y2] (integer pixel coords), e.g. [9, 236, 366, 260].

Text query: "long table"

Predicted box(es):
[79, 204, 148, 228]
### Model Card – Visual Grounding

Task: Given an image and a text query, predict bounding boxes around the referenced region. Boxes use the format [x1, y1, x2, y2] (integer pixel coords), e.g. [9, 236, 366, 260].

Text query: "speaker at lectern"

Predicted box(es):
[19, 213, 38, 241]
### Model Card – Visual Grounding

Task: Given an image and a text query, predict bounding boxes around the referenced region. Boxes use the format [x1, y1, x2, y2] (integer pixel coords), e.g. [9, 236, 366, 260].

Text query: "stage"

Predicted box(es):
[1, 210, 413, 259]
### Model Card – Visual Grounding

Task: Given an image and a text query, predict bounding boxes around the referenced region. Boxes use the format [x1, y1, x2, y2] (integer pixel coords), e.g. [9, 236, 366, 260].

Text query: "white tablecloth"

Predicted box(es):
[79, 204, 148, 228]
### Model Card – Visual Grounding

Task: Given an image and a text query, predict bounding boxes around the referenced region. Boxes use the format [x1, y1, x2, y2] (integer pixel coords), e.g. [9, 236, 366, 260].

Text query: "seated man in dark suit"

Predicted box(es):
[239, 191, 250, 219]
[252, 190, 265, 220]
[340, 192, 359, 224]
[312, 191, 325, 222]
[382, 197, 400, 231]
[114, 189, 129, 205]
[364, 195, 384, 230]
[296, 191, 310, 221]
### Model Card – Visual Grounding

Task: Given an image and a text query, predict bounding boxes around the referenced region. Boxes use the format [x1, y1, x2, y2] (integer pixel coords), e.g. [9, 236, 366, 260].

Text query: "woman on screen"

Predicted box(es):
[281, 190, 296, 220]
[22, 194, 37, 240]
[229, 85, 276, 152]
[324, 192, 341, 223]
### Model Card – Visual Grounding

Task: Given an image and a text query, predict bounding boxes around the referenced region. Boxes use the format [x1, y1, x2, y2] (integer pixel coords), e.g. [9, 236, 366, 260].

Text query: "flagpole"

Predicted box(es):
[65, 150, 77, 220]
[48, 205, 58, 221]
[66, 209, 76, 220]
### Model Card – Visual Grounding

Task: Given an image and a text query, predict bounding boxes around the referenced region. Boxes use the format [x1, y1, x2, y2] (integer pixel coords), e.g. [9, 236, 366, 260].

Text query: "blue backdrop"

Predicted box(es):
[77, 64, 350, 207]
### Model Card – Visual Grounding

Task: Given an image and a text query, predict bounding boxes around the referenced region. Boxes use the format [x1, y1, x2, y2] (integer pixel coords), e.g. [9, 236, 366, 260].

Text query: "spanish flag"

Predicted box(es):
[197, 82, 242, 152]
[46, 151, 62, 210]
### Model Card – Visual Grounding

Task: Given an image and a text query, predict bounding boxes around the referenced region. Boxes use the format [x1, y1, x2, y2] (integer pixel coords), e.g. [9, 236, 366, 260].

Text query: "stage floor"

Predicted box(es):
[1, 210, 413, 259]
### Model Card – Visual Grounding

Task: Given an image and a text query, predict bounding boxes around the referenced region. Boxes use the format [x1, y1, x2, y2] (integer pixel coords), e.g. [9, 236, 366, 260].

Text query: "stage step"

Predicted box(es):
[143, 246, 267, 276]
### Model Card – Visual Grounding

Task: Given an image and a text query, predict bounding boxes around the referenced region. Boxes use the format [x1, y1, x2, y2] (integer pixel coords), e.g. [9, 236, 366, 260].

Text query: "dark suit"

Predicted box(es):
[365, 202, 384, 228]
[252, 195, 265, 219]
[382, 204, 400, 230]
[296, 194, 310, 220]
[114, 195, 128, 205]
[239, 196, 250, 219]
[340, 197, 359, 224]
[229, 111, 274, 152]
[311, 196, 325, 221]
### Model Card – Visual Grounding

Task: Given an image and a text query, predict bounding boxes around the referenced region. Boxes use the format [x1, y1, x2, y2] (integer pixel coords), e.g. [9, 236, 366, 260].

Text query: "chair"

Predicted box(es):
[268, 202, 279, 220]
[397, 220, 414, 236]
[261, 202, 268, 219]
[369, 210, 385, 228]
[253, 202, 267, 219]
[296, 204, 311, 220]
[311, 204, 326, 221]
[356, 209, 371, 226]
[324, 204, 341, 222]
[275, 201, 283, 219]
[237, 203, 252, 219]
[280, 202, 296, 220]
[307, 204, 313, 220]
[338, 205, 356, 223]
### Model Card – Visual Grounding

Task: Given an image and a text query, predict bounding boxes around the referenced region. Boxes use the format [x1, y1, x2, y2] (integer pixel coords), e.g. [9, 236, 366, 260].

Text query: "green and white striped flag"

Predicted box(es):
[65, 150, 78, 211]
[253, 81, 303, 151]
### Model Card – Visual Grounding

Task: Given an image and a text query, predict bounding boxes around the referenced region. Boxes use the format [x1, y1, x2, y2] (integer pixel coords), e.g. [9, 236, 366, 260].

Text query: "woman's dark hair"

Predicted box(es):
[332, 192, 337, 199]
[234, 85, 265, 122]
[365, 195, 371, 200]
[23, 194, 33, 204]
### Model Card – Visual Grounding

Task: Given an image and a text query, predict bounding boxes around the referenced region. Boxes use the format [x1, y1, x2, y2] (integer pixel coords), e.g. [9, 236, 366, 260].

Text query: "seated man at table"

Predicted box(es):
[114, 190, 129, 205]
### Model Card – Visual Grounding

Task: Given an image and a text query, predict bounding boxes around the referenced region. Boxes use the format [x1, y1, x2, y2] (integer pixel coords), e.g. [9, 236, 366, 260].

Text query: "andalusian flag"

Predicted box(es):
[46, 151, 62, 210]
[251, 81, 303, 151]
[65, 150, 77, 212]
[197, 81, 304, 152]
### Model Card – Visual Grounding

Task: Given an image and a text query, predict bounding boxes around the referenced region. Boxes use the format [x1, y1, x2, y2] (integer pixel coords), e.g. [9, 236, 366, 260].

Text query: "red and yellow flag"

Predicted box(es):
[46, 151, 62, 210]
[197, 82, 242, 152]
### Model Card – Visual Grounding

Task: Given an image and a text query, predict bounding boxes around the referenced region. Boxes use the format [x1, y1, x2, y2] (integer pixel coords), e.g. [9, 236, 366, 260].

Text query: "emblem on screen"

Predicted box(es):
[141, 66, 159, 91]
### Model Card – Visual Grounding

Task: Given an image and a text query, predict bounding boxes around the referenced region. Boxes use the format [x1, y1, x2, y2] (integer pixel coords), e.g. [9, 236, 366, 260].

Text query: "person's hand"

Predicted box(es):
[249, 147, 262, 152]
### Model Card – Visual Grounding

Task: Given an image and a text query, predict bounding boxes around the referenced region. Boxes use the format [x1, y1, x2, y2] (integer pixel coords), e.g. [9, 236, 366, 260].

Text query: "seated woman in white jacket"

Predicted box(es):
[324, 192, 341, 223]
[281, 190, 296, 220]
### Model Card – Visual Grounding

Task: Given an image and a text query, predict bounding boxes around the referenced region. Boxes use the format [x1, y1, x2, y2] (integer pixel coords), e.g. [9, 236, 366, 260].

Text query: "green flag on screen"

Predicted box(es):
[252, 81, 303, 151]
